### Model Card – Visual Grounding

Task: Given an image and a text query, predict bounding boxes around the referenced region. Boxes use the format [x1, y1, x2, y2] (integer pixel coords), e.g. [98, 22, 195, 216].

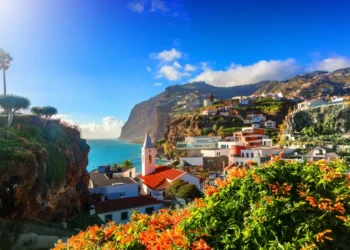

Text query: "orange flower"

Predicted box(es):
[336, 215, 347, 222]
[252, 173, 263, 184]
[194, 198, 206, 208]
[204, 184, 219, 196]
[264, 196, 272, 204]
[306, 196, 318, 208]
[192, 239, 212, 250]
[316, 229, 333, 243]
[216, 178, 228, 188]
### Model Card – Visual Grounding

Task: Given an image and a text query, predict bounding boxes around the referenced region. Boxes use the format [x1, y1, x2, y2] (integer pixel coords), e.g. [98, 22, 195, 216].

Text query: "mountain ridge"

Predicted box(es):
[119, 81, 265, 141]
[119, 68, 350, 142]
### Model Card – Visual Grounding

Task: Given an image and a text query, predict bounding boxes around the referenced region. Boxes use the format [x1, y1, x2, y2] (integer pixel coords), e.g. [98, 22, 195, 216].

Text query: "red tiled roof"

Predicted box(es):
[139, 166, 187, 189]
[93, 195, 163, 214]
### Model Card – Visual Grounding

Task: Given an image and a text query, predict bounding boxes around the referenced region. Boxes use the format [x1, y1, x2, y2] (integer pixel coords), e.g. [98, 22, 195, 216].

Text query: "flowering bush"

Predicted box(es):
[54, 156, 350, 249]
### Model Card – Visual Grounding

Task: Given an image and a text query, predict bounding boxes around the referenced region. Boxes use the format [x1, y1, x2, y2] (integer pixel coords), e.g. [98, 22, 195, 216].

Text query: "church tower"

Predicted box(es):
[142, 133, 156, 176]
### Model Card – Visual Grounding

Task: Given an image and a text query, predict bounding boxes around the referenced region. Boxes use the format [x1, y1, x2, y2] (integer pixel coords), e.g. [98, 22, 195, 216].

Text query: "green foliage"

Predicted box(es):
[224, 127, 243, 136]
[0, 94, 30, 111]
[0, 49, 12, 71]
[46, 146, 67, 187]
[123, 160, 134, 168]
[213, 124, 218, 133]
[166, 179, 203, 203]
[31, 106, 58, 118]
[183, 159, 350, 249]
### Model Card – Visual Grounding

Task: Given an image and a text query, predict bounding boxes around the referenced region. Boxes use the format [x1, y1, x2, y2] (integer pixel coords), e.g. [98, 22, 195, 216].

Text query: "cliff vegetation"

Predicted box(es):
[0, 115, 90, 221]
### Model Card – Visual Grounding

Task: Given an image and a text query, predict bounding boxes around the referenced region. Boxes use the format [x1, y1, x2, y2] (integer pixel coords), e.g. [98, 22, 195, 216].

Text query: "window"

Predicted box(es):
[236, 162, 239, 165]
[121, 211, 128, 221]
[129, 171, 132, 178]
[246, 153, 249, 158]
[148, 155, 152, 163]
[251, 153, 254, 158]
[145, 206, 154, 215]
[105, 214, 112, 222]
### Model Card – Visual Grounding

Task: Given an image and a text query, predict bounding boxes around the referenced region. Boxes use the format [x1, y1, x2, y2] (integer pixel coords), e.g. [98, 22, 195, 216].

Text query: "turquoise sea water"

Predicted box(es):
[86, 140, 168, 173]
[87, 140, 142, 172]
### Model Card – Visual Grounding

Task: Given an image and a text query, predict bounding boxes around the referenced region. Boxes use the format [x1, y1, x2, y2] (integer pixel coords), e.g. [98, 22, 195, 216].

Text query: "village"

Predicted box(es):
[86, 92, 350, 226]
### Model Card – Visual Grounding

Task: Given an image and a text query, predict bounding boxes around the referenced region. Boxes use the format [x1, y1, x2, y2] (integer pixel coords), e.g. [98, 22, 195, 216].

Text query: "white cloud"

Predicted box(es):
[154, 82, 163, 87]
[151, 48, 182, 62]
[127, 0, 146, 12]
[307, 55, 350, 72]
[184, 64, 196, 72]
[150, 0, 168, 12]
[146, 66, 151, 72]
[52, 114, 75, 125]
[53, 115, 124, 139]
[157, 65, 189, 81]
[191, 59, 300, 87]
[172, 61, 182, 69]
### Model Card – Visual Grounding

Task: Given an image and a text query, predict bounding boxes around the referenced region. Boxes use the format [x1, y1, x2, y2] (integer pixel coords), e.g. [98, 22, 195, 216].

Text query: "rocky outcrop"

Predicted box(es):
[119, 82, 264, 142]
[0, 116, 90, 221]
[285, 104, 350, 134]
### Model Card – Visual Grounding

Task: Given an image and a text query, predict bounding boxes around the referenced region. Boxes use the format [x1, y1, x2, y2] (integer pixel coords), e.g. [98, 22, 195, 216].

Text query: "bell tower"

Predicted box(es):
[142, 133, 156, 176]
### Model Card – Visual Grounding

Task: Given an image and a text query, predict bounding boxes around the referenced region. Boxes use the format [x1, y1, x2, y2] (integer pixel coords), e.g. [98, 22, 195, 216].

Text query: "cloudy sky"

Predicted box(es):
[0, 0, 349, 138]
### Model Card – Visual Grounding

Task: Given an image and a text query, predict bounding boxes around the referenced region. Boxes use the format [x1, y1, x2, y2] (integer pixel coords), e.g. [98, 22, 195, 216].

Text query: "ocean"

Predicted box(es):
[86, 139, 167, 173]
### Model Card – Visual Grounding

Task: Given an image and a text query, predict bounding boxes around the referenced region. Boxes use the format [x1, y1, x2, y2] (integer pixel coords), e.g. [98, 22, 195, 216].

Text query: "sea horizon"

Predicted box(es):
[86, 139, 168, 173]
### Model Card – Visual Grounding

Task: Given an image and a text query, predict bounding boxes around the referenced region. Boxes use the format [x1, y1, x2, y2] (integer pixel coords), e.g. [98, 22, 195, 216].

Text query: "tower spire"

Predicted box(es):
[143, 132, 154, 149]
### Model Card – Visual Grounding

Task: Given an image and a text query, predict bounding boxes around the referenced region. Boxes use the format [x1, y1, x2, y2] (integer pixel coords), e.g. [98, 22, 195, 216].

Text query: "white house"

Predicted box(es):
[200, 148, 229, 157]
[91, 195, 164, 224]
[264, 120, 276, 129]
[89, 172, 139, 200]
[177, 136, 221, 150]
[228, 146, 286, 166]
[201, 108, 217, 116]
[304, 146, 339, 161]
[297, 99, 327, 110]
[140, 133, 202, 200]
[218, 141, 242, 149]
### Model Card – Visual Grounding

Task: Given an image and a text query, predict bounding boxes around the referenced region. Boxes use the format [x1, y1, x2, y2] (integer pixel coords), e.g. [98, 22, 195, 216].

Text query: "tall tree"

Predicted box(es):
[0, 95, 30, 127]
[31, 106, 58, 127]
[0, 49, 13, 96]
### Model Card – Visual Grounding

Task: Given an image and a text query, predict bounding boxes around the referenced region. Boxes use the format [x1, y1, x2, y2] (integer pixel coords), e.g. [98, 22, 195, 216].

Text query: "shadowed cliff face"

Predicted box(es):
[0, 116, 90, 221]
[119, 82, 263, 142]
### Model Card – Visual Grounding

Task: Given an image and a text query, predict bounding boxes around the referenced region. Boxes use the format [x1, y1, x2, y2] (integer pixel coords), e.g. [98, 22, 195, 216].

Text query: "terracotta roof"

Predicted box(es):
[139, 166, 187, 189]
[93, 196, 163, 214]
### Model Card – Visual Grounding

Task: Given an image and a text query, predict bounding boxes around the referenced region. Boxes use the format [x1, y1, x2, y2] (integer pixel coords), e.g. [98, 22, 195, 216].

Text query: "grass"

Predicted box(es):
[0, 115, 81, 187]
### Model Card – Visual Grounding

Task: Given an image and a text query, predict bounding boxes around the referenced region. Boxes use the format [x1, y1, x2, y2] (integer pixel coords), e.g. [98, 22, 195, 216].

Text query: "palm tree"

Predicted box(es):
[123, 160, 134, 168]
[0, 49, 13, 96]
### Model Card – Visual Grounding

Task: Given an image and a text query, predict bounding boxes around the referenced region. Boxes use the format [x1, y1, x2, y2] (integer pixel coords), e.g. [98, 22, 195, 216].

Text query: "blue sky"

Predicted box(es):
[0, 0, 349, 138]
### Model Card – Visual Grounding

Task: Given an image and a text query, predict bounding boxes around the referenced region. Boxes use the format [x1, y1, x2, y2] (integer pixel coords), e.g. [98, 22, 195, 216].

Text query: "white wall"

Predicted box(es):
[201, 149, 229, 157]
[89, 183, 139, 200]
[178, 173, 201, 189]
[218, 141, 242, 148]
[97, 203, 164, 225]
[181, 157, 203, 166]
[112, 168, 136, 179]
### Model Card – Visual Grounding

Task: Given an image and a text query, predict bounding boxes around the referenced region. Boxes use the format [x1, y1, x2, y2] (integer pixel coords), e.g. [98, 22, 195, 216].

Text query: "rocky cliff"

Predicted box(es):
[0, 115, 90, 221]
[119, 81, 264, 141]
[255, 68, 350, 98]
[285, 103, 350, 134]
